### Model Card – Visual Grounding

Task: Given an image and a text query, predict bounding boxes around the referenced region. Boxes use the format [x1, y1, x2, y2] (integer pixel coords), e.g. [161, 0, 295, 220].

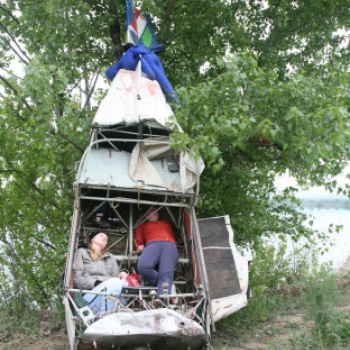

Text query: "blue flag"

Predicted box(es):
[126, 0, 163, 53]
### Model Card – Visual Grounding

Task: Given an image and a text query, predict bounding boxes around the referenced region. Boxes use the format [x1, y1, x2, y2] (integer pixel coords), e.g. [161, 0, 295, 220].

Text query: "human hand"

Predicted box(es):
[137, 245, 145, 253]
[119, 271, 128, 280]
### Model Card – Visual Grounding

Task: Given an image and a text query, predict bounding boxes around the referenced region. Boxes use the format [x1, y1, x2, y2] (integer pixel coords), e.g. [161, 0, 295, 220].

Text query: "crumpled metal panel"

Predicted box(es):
[84, 309, 204, 337]
[81, 309, 205, 350]
[77, 148, 187, 192]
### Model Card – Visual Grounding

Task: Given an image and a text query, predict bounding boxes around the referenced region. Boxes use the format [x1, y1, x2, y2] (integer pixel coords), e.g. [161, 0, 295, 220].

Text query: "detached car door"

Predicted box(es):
[197, 215, 250, 323]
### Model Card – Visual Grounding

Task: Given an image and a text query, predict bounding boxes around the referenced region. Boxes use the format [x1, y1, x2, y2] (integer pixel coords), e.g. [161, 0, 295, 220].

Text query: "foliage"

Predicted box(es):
[0, 0, 350, 306]
[0, 292, 65, 344]
[214, 242, 350, 349]
[295, 268, 350, 349]
[214, 238, 320, 345]
[173, 54, 350, 243]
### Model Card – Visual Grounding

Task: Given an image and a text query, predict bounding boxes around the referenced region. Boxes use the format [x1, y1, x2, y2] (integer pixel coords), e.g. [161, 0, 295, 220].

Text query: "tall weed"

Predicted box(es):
[214, 237, 345, 348]
[0, 292, 65, 341]
[215, 239, 315, 344]
[298, 268, 350, 348]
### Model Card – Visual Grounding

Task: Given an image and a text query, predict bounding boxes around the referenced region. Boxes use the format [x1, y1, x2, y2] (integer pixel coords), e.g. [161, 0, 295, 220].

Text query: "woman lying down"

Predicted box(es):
[73, 231, 140, 315]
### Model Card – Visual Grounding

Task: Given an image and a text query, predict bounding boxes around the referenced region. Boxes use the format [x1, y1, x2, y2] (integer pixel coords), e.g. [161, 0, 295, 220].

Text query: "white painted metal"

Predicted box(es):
[83, 309, 205, 337]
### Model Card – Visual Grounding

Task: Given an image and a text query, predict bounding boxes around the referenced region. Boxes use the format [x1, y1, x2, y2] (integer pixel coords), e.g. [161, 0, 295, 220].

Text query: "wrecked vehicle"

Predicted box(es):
[63, 4, 250, 350]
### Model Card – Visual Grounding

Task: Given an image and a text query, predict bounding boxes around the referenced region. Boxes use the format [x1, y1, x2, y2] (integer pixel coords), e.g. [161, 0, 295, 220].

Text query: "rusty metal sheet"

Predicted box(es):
[197, 216, 241, 299]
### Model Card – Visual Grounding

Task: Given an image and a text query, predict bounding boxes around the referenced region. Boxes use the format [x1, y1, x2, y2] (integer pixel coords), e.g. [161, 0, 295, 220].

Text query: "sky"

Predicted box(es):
[275, 167, 349, 199]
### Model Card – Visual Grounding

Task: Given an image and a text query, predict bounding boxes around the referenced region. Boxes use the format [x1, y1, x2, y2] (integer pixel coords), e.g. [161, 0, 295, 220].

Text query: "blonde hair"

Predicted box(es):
[89, 242, 107, 261]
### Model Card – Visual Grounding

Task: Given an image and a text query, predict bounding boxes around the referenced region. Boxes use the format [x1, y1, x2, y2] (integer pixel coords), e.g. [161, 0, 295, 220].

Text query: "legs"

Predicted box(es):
[137, 242, 179, 296]
[157, 242, 178, 295]
[83, 278, 124, 315]
[93, 202, 110, 228]
[137, 242, 161, 286]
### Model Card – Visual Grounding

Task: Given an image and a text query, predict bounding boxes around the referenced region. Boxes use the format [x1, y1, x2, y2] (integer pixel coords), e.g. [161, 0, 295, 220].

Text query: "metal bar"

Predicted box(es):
[165, 205, 178, 228]
[84, 201, 107, 222]
[67, 288, 197, 299]
[65, 197, 80, 289]
[136, 58, 142, 99]
[181, 225, 190, 266]
[173, 281, 187, 285]
[107, 234, 127, 251]
[177, 207, 183, 229]
[190, 207, 216, 332]
[92, 128, 167, 138]
[76, 185, 195, 199]
[128, 203, 133, 255]
[99, 132, 120, 152]
[134, 205, 163, 228]
[111, 205, 129, 229]
[79, 196, 191, 208]
[113, 255, 189, 264]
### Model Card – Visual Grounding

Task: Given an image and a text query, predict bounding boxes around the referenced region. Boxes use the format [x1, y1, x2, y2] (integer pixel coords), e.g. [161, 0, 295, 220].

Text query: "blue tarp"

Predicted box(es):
[105, 45, 178, 102]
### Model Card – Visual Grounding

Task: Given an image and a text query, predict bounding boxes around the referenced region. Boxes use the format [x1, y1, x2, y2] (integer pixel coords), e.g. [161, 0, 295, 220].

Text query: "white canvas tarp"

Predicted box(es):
[129, 137, 204, 193]
[92, 69, 179, 129]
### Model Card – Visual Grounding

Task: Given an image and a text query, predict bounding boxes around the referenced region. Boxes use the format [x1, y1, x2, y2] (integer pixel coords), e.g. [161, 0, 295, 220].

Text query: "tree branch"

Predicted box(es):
[109, 0, 122, 61]
[0, 66, 23, 80]
[0, 237, 24, 297]
[57, 128, 85, 153]
[0, 6, 20, 25]
[0, 22, 31, 62]
[4, 160, 59, 204]
[0, 74, 32, 112]
[81, 69, 101, 111]
[0, 169, 21, 173]
[0, 36, 28, 65]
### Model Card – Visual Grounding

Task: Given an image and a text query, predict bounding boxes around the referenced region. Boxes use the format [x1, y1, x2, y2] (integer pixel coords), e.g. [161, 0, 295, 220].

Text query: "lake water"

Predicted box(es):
[302, 207, 350, 269]
[262, 207, 350, 270]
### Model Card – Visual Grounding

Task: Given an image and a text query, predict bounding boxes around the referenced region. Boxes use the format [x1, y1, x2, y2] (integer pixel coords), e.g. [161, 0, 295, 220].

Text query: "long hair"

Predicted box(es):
[89, 242, 107, 261]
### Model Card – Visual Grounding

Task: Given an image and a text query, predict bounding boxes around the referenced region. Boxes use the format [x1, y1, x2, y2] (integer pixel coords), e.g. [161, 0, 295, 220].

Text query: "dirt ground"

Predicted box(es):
[1, 301, 349, 350]
[2, 265, 350, 350]
[0, 307, 328, 350]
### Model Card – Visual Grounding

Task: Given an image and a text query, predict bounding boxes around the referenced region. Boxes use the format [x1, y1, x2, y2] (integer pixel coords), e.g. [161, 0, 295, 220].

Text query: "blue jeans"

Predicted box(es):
[137, 241, 179, 296]
[83, 278, 127, 315]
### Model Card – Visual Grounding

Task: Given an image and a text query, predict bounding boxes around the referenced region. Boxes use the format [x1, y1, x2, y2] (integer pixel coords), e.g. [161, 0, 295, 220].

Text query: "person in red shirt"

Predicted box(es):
[136, 207, 179, 302]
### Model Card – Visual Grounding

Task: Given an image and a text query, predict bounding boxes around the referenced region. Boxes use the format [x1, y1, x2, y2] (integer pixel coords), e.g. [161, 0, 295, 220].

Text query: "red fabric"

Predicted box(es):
[135, 221, 176, 246]
[127, 273, 141, 287]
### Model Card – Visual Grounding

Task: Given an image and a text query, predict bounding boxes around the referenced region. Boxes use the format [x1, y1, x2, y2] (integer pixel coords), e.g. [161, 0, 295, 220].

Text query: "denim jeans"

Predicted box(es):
[137, 241, 179, 296]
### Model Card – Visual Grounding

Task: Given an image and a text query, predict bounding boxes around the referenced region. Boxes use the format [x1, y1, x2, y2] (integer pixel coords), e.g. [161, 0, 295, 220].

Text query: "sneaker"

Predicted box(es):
[93, 216, 111, 228]
[107, 217, 120, 223]
[153, 299, 165, 308]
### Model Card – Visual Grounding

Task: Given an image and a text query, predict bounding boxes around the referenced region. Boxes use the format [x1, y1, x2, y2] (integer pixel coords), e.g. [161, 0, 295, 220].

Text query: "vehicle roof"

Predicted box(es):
[75, 148, 194, 195]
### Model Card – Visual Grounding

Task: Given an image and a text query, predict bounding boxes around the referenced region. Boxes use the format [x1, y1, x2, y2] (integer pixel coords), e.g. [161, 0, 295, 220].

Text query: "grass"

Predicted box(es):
[0, 294, 65, 346]
[213, 240, 350, 350]
[287, 272, 350, 350]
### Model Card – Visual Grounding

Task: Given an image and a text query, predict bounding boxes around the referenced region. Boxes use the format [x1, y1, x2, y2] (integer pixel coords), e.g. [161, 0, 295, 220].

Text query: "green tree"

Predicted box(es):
[0, 0, 349, 306]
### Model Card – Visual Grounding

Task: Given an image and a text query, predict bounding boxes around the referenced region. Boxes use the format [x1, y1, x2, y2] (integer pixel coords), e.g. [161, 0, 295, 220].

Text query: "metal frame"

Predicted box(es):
[64, 195, 212, 349]
[64, 133, 211, 350]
